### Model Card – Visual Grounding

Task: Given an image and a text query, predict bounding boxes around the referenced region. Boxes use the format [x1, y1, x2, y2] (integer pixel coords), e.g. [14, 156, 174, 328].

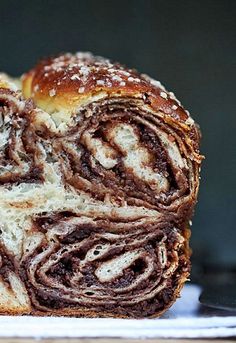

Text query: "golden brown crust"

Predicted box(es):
[22, 53, 197, 126]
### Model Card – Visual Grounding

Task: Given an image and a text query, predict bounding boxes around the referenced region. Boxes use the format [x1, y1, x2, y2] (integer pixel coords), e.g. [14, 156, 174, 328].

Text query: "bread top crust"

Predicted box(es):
[22, 52, 195, 125]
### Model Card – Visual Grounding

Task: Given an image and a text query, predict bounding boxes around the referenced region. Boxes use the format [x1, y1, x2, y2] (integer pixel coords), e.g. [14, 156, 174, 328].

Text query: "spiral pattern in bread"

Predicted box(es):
[0, 54, 203, 317]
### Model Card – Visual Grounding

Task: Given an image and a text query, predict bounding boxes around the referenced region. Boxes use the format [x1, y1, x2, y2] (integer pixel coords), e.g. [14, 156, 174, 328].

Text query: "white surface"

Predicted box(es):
[0, 284, 235, 339]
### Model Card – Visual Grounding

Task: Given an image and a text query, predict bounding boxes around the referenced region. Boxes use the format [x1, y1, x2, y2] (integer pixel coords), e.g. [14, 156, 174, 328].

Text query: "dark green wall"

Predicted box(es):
[0, 0, 235, 268]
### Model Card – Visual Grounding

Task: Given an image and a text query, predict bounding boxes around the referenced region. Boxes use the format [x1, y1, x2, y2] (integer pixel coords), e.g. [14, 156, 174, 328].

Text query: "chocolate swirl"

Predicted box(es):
[20, 213, 190, 317]
[0, 87, 43, 185]
[0, 53, 203, 317]
[52, 97, 200, 221]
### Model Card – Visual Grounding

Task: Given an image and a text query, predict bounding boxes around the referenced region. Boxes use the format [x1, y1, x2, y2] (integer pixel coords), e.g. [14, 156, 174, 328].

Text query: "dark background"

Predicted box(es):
[0, 0, 235, 275]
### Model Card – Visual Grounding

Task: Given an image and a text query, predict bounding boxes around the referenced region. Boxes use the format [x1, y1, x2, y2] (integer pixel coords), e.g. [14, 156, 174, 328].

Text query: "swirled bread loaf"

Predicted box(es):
[0, 53, 203, 317]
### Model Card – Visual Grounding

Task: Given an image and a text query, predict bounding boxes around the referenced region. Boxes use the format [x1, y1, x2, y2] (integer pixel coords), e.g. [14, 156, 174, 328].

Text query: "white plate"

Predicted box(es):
[0, 285, 235, 339]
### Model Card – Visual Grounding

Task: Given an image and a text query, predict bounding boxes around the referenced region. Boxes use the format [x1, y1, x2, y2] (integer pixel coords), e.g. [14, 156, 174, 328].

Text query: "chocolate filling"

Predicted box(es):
[0, 88, 44, 185]
[48, 99, 197, 220]
[17, 212, 190, 317]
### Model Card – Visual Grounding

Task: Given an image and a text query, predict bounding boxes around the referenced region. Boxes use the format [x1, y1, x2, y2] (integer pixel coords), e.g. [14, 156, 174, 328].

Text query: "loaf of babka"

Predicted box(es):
[0, 53, 203, 317]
